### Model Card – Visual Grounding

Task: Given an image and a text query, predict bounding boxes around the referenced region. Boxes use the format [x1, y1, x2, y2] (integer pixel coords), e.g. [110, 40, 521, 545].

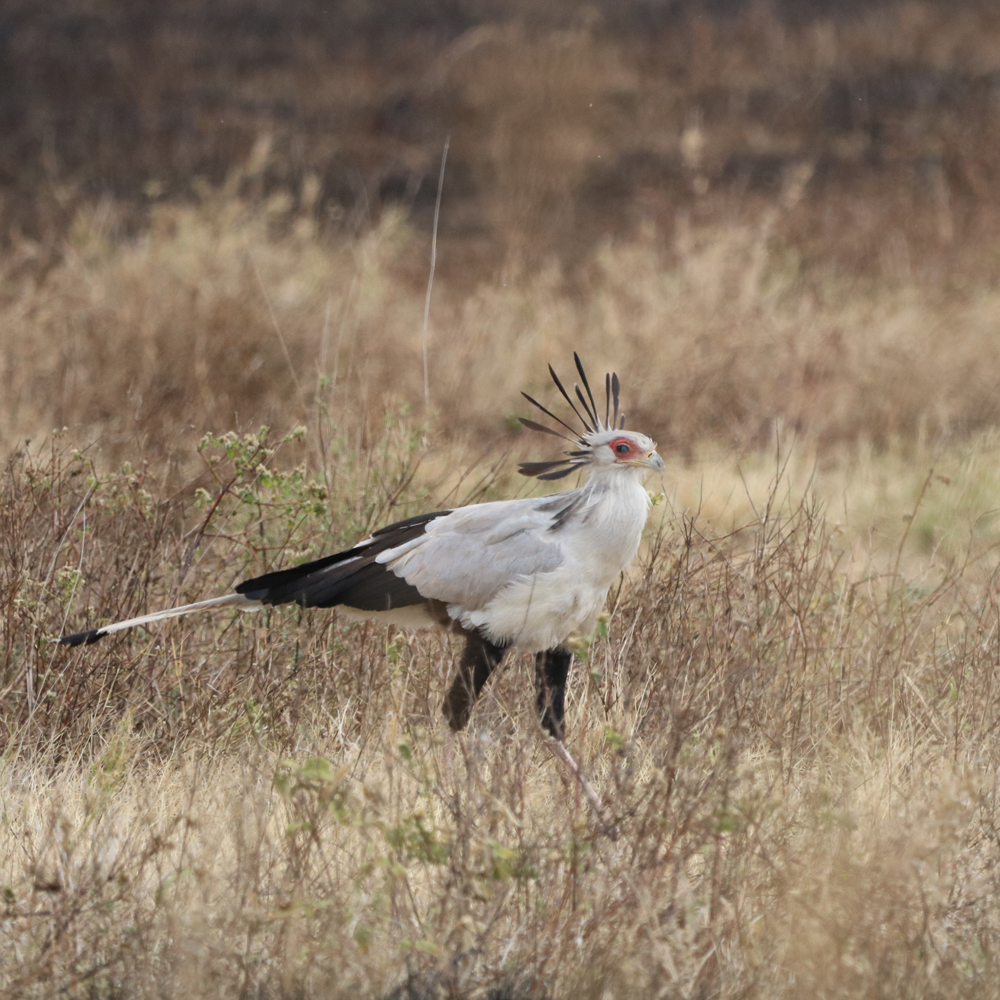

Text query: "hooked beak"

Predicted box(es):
[632, 450, 664, 472]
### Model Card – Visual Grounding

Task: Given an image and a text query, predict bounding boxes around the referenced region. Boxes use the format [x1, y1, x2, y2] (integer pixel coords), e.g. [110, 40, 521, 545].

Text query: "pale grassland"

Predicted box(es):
[6, 178, 1000, 473]
[668, 430, 1000, 575]
[6, 180, 1000, 997]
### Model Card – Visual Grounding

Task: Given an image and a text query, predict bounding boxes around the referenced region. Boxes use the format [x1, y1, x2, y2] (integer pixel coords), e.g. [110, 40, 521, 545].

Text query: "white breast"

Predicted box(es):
[455, 476, 651, 650]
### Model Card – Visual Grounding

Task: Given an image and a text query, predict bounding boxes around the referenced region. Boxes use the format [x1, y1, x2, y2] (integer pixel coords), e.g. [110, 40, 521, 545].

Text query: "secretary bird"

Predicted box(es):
[58, 355, 663, 745]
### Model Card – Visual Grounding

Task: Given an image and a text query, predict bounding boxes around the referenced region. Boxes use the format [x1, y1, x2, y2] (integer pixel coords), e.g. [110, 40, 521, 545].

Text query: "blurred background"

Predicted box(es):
[3, 0, 1000, 472]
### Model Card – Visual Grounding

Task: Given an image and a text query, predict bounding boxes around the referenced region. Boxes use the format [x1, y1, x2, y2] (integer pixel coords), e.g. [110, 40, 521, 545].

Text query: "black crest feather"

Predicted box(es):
[520, 394, 582, 440]
[573, 352, 600, 430]
[547, 365, 594, 434]
[518, 355, 627, 480]
[517, 417, 577, 443]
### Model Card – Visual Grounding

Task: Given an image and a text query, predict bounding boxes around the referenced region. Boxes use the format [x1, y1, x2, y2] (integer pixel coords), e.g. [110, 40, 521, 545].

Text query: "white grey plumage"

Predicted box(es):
[379, 448, 657, 650]
[58, 354, 664, 739]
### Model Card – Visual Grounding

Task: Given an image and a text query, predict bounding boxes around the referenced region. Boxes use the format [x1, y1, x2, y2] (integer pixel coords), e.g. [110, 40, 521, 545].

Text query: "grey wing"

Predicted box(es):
[375, 497, 570, 611]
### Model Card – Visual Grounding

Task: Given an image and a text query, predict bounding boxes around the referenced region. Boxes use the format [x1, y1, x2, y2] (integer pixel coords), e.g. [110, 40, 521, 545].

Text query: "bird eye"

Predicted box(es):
[615, 443, 630, 455]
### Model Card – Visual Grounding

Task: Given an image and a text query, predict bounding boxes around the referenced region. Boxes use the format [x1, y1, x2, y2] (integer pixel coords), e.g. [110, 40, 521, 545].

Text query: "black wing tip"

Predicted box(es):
[370, 509, 453, 537]
[57, 628, 106, 647]
[234, 511, 453, 609]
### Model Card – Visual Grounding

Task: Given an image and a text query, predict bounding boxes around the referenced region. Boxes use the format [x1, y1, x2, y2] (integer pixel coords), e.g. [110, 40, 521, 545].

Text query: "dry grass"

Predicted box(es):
[8, 3, 1000, 996]
[7, 175, 1000, 998]
[6, 178, 1000, 474]
[6, 405, 1000, 997]
[7, 182, 1000, 999]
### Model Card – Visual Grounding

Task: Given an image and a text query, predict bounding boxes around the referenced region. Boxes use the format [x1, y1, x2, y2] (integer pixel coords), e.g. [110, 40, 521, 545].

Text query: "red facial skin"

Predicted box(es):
[609, 437, 636, 460]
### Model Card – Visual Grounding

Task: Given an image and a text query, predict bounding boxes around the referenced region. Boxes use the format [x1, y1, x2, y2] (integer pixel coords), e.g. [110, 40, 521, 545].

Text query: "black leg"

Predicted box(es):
[535, 647, 573, 739]
[443, 632, 509, 731]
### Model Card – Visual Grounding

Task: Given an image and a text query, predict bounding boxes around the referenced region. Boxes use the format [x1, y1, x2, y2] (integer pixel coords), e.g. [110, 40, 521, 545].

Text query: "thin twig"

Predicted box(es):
[422, 136, 450, 413]
[893, 466, 935, 587]
[331, 275, 358, 395]
[547, 739, 620, 840]
[245, 237, 304, 399]
[317, 294, 333, 391]
[43, 482, 95, 594]
[55, 505, 87, 642]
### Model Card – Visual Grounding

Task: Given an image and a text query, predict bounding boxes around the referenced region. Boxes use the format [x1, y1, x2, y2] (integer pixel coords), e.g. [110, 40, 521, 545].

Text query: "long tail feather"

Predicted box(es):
[57, 593, 261, 647]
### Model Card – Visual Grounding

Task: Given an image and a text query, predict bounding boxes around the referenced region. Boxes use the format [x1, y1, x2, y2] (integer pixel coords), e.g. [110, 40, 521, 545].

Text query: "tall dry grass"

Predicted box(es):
[5, 169, 1000, 997]
[5, 421, 1000, 997]
[8, 2, 1000, 484]
[5, 174, 1000, 476]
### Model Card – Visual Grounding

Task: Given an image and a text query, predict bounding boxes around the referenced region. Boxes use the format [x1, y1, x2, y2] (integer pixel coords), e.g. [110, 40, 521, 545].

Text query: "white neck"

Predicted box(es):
[569, 466, 652, 584]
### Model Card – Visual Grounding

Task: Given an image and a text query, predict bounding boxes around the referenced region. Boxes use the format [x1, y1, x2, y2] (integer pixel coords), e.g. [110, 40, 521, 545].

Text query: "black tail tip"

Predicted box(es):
[57, 628, 106, 647]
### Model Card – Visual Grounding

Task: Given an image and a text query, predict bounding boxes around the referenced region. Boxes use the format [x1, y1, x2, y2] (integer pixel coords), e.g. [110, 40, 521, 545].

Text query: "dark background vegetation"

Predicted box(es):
[4, 0, 1000, 278]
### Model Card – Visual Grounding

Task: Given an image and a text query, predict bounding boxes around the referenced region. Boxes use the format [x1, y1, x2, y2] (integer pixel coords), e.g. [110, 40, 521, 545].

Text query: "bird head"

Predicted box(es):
[517, 353, 664, 481]
[582, 428, 664, 476]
